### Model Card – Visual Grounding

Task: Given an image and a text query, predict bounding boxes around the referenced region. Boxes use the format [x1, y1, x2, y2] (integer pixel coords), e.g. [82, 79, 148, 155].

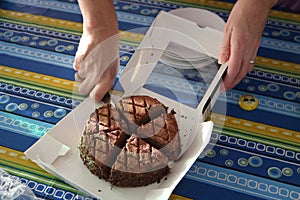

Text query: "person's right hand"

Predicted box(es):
[218, 0, 277, 90]
[73, 29, 120, 102]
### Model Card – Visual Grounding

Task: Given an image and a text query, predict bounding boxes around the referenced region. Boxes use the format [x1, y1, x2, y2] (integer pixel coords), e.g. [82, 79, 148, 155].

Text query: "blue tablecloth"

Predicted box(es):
[0, 0, 299, 199]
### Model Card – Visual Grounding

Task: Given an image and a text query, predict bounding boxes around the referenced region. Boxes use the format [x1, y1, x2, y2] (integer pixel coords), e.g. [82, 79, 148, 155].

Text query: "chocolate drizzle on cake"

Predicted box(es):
[79, 95, 181, 187]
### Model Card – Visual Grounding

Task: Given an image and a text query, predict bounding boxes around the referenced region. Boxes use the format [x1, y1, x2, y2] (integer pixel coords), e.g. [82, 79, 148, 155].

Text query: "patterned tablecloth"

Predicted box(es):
[0, 0, 299, 199]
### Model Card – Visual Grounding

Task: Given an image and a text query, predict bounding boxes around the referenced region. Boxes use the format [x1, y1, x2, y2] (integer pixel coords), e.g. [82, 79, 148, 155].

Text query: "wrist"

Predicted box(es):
[78, 0, 118, 39]
[83, 22, 118, 37]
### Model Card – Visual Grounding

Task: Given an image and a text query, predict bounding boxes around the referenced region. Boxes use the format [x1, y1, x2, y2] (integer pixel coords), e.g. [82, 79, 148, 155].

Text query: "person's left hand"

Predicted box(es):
[218, 0, 277, 89]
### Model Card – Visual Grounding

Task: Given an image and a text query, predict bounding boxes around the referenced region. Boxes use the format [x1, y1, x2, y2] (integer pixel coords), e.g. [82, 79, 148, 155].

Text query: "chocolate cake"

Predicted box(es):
[79, 95, 181, 187]
[109, 134, 169, 187]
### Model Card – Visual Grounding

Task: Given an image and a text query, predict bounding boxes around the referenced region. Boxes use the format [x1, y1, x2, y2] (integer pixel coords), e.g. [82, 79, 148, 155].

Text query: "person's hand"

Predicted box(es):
[74, 0, 119, 102]
[73, 29, 119, 102]
[218, 0, 277, 89]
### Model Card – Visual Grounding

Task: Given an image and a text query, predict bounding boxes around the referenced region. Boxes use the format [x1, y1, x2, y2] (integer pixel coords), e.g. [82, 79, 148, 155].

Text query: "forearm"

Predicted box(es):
[237, 0, 278, 9]
[78, 0, 118, 35]
[233, 0, 278, 35]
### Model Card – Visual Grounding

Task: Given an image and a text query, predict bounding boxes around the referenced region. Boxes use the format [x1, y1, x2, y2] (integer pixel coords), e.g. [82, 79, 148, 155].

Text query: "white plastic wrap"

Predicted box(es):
[0, 168, 41, 200]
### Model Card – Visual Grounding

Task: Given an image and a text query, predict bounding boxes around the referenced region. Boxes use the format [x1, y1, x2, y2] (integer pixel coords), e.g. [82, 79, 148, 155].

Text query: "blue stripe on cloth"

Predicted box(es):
[173, 177, 266, 200]
[118, 21, 149, 33]
[263, 26, 300, 44]
[0, 21, 81, 43]
[210, 132, 300, 165]
[0, 1, 83, 23]
[247, 69, 300, 87]
[186, 161, 300, 200]
[225, 101, 300, 132]
[117, 11, 154, 26]
[0, 111, 52, 137]
[0, 54, 75, 80]
[235, 76, 300, 103]
[0, 27, 78, 56]
[224, 90, 300, 121]
[265, 18, 300, 32]
[125, 0, 184, 10]
[115, 0, 172, 17]
[0, 111, 53, 151]
[0, 92, 71, 124]
[258, 47, 300, 64]
[55, 0, 78, 4]
[258, 37, 300, 63]
[0, 82, 81, 109]
[200, 144, 300, 187]
[0, 128, 39, 151]
[3, 0, 81, 14]
[0, 41, 74, 69]
[1, 1, 155, 27]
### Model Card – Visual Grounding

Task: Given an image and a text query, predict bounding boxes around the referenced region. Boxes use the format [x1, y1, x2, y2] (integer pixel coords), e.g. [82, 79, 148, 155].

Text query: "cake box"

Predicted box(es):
[25, 8, 227, 200]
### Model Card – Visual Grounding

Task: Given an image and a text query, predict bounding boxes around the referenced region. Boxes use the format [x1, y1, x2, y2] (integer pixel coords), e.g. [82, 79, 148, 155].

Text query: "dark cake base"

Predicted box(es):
[109, 167, 170, 187]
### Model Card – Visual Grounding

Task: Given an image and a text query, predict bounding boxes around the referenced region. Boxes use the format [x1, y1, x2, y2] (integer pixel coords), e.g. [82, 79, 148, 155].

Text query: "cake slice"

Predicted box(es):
[109, 134, 169, 187]
[136, 111, 181, 161]
[116, 95, 168, 130]
[80, 129, 128, 180]
[80, 103, 129, 180]
[82, 103, 129, 135]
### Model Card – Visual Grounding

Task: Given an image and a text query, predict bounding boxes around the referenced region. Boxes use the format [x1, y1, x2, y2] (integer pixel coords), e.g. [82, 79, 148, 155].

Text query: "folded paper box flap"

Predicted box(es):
[168, 7, 225, 31]
[25, 134, 70, 165]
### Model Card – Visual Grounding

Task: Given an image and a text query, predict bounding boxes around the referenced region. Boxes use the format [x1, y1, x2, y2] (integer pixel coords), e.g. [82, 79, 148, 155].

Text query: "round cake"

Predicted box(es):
[79, 95, 181, 187]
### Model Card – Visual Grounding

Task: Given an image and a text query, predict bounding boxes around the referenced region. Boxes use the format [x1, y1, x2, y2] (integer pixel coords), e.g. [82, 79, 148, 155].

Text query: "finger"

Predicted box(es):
[223, 47, 243, 89]
[76, 62, 101, 95]
[232, 44, 258, 86]
[89, 74, 116, 102]
[77, 60, 118, 95]
[89, 80, 114, 102]
[74, 50, 89, 72]
[90, 61, 119, 102]
[233, 54, 256, 85]
[230, 59, 250, 88]
[218, 27, 231, 64]
[224, 50, 243, 90]
[77, 75, 98, 95]
[74, 72, 84, 83]
[73, 53, 82, 71]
